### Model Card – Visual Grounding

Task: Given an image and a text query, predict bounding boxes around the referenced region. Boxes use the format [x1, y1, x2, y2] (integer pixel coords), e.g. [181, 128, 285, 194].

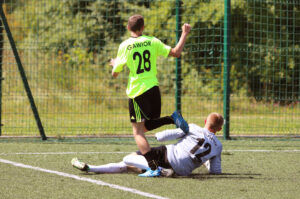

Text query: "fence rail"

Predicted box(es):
[0, 0, 299, 137]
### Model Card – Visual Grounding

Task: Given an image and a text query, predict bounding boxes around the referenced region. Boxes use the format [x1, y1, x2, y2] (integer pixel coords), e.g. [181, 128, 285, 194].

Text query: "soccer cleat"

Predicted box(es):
[71, 157, 89, 172]
[159, 167, 174, 177]
[171, 111, 189, 134]
[138, 168, 161, 177]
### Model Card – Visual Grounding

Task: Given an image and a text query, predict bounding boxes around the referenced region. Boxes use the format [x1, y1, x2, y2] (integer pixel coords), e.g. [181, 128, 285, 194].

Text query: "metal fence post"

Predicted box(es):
[0, 3, 47, 140]
[223, 0, 231, 139]
[0, 15, 3, 136]
[175, 0, 182, 112]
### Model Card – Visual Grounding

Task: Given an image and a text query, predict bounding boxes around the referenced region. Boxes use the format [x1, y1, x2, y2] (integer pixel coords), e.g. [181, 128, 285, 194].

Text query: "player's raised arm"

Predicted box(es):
[169, 23, 191, 58]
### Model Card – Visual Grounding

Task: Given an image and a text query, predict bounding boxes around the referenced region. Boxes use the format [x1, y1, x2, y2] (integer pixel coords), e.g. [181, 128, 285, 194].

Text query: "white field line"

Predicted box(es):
[0, 152, 130, 155]
[0, 158, 169, 199]
[1, 149, 300, 156]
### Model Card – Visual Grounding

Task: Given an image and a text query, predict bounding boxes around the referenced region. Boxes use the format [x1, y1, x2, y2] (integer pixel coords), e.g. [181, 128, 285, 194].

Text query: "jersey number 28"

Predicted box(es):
[133, 50, 151, 74]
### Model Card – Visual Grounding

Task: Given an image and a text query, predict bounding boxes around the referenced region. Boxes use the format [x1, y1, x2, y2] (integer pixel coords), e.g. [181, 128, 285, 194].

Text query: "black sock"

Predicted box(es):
[143, 150, 159, 170]
[144, 116, 174, 131]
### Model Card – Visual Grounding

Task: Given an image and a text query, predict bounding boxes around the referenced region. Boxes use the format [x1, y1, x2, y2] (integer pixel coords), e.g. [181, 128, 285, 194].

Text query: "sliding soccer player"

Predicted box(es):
[72, 113, 224, 177]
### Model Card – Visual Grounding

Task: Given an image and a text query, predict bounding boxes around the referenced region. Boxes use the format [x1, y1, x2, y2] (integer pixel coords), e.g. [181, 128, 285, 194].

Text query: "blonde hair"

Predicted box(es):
[206, 112, 224, 131]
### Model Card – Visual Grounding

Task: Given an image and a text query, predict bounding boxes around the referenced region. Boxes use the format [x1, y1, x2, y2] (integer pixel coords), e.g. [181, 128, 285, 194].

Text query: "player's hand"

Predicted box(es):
[182, 23, 191, 34]
[109, 58, 116, 67]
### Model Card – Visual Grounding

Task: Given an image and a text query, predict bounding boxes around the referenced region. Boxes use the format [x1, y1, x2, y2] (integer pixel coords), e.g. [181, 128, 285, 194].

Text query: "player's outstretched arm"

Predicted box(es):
[155, 128, 185, 142]
[169, 23, 191, 58]
[110, 58, 119, 78]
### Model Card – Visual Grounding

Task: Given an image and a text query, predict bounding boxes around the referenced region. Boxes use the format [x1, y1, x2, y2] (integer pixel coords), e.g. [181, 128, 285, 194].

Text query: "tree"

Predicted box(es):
[13, 0, 300, 104]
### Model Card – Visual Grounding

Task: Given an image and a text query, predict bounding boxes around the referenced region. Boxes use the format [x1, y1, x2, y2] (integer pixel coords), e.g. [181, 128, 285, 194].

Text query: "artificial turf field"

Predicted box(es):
[0, 137, 299, 199]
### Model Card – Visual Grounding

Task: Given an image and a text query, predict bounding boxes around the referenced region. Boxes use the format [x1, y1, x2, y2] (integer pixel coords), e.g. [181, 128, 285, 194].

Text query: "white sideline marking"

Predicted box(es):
[0, 152, 130, 155]
[1, 149, 300, 156]
[0, 158, 169, 199]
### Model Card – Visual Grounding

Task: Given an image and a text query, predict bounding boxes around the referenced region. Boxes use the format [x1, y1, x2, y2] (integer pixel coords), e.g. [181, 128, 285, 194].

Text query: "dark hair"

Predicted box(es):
[128, 15, 144, 32]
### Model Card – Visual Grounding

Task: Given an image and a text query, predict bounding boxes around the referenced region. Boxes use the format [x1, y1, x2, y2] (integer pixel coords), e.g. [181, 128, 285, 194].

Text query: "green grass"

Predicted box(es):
[1, 95, 300, 136]
[0, 137, 300, 199]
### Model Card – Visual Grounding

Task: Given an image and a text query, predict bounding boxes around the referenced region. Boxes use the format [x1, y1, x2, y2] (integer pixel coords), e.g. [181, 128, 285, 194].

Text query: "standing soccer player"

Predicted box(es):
[110, 14, 191, 176]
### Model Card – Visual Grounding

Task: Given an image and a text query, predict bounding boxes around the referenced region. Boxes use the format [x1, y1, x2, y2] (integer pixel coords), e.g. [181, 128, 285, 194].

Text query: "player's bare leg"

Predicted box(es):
[131, 122, 161, 177]
[127, 165, 143, 173]
[131, 121, 150, 154]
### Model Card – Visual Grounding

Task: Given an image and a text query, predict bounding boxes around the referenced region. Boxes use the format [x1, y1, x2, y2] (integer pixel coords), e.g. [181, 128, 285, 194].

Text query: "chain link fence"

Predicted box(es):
[0, 0, 299, 136]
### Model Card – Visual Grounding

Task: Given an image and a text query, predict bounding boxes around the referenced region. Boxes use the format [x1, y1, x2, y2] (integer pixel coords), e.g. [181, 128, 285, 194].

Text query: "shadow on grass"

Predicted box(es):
[177, 172, 262, 180]
[77, 172, 262, 181]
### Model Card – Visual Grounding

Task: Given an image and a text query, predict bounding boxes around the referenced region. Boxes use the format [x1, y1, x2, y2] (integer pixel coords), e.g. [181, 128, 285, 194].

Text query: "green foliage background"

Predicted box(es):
[1, 0, 299, 135]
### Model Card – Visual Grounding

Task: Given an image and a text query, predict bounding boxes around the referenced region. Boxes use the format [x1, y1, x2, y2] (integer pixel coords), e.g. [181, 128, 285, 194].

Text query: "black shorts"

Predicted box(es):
[128, 86, 161, 123]
[137, 145, 172, 169]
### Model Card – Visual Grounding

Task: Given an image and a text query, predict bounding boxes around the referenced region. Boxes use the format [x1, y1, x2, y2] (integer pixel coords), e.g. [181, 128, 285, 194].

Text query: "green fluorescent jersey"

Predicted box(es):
[112, 35, 171, 98]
